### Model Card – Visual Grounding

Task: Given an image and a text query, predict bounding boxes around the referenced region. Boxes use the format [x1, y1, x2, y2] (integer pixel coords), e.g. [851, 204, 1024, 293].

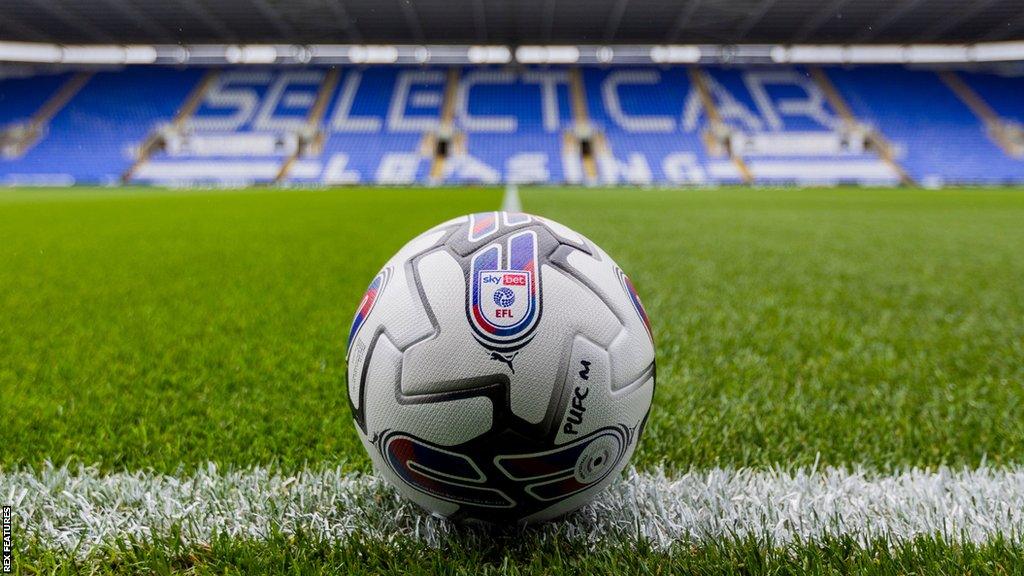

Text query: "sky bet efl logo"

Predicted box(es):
[480, 271, 529, 326]
[468, 229, 540, 353]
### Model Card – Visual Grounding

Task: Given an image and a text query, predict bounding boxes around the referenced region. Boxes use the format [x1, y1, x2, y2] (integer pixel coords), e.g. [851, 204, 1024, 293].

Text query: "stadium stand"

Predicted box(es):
[826, 67, 1024, 186]
[581, 67, 734, 185]
[450, 68, 573, 185]
[701, 67, 901, 185]
[942, 70, 1024, 160]
[2, 65, 1023, 186]
[0, 68, 198, 185]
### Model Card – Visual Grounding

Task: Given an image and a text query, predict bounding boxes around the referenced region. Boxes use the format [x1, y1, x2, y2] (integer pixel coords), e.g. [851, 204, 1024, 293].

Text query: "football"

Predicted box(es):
[346, 211, 656, 523]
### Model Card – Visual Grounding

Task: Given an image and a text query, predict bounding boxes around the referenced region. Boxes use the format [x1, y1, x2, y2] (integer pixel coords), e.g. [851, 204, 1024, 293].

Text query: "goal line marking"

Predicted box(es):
[5, 464, 1023, 555]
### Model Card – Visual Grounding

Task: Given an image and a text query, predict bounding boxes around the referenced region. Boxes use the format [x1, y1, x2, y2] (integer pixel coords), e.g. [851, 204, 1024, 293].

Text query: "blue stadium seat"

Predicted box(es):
[959, 71, 1024, 125]
[584, 67, 730, 185]
[1, 68, 200, 185]
[2, 64, 1023, 186]
[449, 67, 571, 184]
[0, 71, 72, 126]
[827, 67, 1024, 185]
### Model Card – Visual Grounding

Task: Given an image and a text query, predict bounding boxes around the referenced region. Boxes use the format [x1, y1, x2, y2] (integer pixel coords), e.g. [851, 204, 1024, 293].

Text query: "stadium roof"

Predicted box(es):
[1, 0, 1022, 46]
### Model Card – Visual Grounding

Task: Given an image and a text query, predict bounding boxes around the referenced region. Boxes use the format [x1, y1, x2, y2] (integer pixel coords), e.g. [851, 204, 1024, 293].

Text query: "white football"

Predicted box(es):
[346, 212, 655, 523]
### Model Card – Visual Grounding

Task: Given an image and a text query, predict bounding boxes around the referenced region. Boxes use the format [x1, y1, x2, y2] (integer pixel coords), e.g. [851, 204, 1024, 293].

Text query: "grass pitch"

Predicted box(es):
[527, 187, 1024, 471]
[0, 187, 499, 473]
[2, 185, 1024, 573]
[18, 533, 1024, 575]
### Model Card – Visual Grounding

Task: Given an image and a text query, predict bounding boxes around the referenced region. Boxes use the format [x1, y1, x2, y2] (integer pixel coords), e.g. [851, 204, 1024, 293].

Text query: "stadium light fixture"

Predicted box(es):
[547, 46, 582, 63]
[468, 45, 513, 64]
[219, 45, 243, 64]
[271, 45, 310, 64]
[844, 45, 905, 64]
[723, 44, 774, 61]
[515, 46, 580, 64]
[1, 40, 1024, 66]
[61, 45, 129, 64]
[122, 46, 159, 64]
[0, 41, 62, 63]
[693, 44, 769, 64]
[349, 45, 400, 64]
[418, 45, 470, 64]
[969, 41, 1024, 62]
[152, 45, 189, 64]
[599, 45, 652, 64]
[184, 45, 233, 65]
[0, 43, 157, 64]
[773, 45, 845, 63]
[905, 45, 970, 63]
[294, 46, 313, 64]
[225, 45, 278, 64]
[307, 45, 349, 64]
[572, 46, 624, 64]
[649, 45, 701, 63]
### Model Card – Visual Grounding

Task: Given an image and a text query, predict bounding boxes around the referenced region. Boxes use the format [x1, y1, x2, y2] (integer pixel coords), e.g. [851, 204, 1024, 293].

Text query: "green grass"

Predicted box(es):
[0, 186, 499, 473]
[4, 185, 1024, 573]
[16, 532, 1024, 575]
[526, 187, 1024, 471]
[1, 186, 1023, 474]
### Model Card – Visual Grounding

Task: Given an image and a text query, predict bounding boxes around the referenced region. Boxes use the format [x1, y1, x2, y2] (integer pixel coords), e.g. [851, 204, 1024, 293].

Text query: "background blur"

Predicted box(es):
[1, 0, 1023, 187]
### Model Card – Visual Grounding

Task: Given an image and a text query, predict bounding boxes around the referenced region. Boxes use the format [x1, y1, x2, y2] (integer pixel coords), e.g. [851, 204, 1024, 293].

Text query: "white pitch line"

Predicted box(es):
[501, 183, 522, 212]
[4, 464, 1024, 556]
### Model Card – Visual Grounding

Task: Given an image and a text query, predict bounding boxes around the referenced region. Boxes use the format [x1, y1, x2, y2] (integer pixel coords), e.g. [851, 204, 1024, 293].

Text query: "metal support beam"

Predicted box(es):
[428, 68, 461, 182]
[567, 67, 599, 182]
